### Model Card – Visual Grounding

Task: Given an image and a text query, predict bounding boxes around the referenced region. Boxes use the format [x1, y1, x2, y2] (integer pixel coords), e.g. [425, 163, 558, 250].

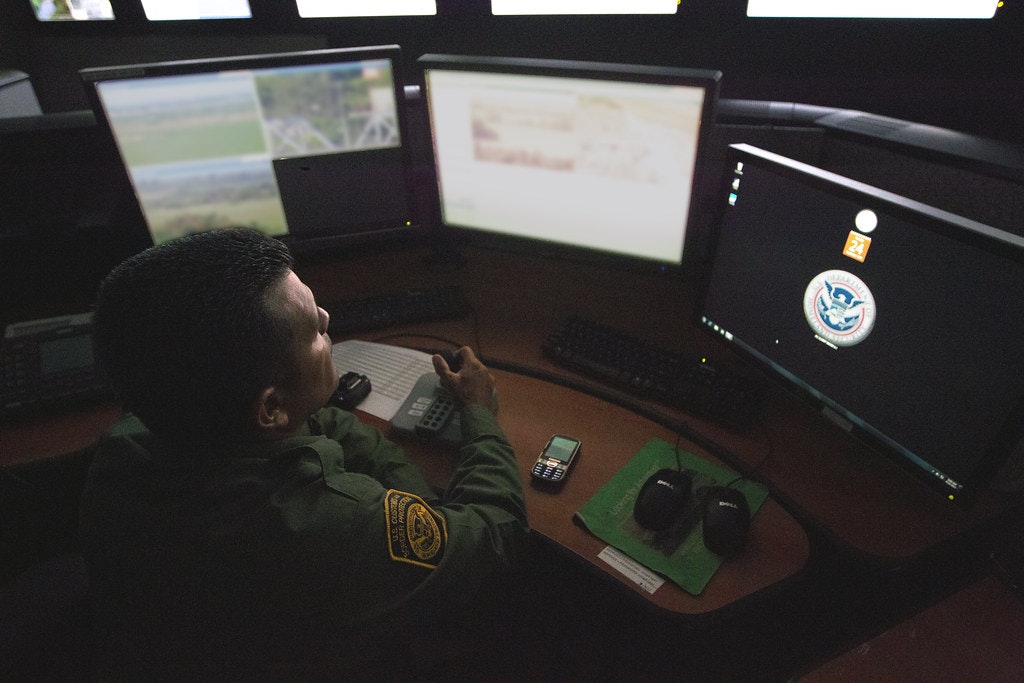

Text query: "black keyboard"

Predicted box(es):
[324, 285, 471, 334]
[542, 316, 764, 427]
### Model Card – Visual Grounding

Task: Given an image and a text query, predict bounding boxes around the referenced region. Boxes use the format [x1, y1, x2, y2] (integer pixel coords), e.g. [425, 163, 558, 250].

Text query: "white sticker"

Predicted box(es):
[597, 546, 665, 594]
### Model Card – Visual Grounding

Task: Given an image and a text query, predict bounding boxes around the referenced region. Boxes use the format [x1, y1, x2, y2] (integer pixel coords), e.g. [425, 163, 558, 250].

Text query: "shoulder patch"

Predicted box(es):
[384, 489, 448, 569]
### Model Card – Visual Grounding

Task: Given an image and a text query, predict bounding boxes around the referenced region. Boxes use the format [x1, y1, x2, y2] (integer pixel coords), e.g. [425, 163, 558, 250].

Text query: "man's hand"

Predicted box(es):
[432, 346, 496, 409]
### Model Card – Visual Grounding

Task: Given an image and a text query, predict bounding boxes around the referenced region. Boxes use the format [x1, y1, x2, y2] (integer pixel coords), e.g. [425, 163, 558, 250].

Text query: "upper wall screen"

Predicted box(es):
[141, 0, 251, 20]
[32, 0, 114, 21]
[747, 0, 999, 19]
[491, 0, 677, 14]
[296, 0, 436, 17]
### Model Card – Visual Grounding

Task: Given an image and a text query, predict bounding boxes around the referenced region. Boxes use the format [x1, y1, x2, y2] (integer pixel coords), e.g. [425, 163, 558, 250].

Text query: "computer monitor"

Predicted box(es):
[418, 54, 720, 268]
[81, 45, 416, 250]
[699, 143, 1024, 506]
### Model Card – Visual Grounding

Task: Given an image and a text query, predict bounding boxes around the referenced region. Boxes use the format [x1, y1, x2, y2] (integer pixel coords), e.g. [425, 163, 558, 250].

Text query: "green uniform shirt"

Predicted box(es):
[80, 404, 528, 677]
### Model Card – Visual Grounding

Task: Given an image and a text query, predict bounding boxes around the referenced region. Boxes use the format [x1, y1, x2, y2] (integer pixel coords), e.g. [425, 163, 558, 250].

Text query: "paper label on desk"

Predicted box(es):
[598, 546, 665, 594]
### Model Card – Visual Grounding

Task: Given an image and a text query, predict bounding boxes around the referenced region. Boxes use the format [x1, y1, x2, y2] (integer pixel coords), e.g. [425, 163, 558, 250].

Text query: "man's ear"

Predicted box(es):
[253, 385, 290, 433]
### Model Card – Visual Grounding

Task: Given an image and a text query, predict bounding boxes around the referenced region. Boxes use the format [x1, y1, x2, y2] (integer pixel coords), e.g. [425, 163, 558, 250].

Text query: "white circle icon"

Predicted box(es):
[855, 209, 878, 233]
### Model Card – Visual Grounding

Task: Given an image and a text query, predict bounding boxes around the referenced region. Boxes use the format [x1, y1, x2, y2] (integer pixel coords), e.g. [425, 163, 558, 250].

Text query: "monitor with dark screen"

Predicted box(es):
[699, 143, 1024, 505]
[81, 46, 415, 249]
[419, 54, 720, 267]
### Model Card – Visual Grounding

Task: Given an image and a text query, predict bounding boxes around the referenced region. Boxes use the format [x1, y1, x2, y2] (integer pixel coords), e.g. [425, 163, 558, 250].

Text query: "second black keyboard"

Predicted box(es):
[325, 285, 471, 334]
[542, 316, 764, 428]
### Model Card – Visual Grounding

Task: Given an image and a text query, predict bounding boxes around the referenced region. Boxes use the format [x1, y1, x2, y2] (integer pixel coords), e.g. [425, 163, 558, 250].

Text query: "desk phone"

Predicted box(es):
[1, 313, 112, 418]
[391, 373, 461, 443]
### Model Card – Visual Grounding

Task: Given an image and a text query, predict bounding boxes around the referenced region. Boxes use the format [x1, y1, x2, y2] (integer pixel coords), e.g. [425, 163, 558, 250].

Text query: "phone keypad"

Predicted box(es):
[415, 395, 455, 436]
[532, 460, 565, 482]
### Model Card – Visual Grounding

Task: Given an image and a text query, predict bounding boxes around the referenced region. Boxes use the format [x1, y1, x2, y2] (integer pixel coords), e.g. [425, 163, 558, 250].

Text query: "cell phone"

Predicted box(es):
[531, 435, 581, 485]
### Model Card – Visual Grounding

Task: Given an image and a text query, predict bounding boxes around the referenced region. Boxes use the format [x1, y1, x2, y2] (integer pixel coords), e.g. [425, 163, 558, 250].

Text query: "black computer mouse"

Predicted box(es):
[701, 486, 751, 558]
[633, 469, 693, 531]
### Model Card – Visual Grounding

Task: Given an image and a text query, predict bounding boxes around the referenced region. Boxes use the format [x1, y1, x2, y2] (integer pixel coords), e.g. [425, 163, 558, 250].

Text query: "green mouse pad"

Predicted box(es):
[574, 437, 768, 596]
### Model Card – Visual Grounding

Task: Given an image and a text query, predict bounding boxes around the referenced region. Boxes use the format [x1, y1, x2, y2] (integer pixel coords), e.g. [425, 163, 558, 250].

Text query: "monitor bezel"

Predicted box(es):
[79, 44, 421, 255]
[698, 142, 1024, 507]
[417, 53, 722, 275]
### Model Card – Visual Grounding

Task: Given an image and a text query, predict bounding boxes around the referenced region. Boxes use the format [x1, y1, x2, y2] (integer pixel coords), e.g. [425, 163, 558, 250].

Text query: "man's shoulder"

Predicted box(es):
[106, 412, 149, 439]
[92, 413, 158, 465]
[307, 405, 360, 436]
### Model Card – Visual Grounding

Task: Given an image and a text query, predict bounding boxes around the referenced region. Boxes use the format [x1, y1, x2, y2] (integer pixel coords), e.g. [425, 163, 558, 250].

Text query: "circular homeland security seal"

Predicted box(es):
[803, 270, 876, 348]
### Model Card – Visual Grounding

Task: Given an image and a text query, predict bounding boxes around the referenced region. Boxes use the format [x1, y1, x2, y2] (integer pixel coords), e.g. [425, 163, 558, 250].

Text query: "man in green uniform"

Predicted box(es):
[80, 228, 528, 677]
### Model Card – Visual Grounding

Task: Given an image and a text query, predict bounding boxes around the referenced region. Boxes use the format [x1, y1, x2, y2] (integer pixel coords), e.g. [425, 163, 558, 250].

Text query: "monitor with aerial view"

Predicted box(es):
[81, 45, 415, 250]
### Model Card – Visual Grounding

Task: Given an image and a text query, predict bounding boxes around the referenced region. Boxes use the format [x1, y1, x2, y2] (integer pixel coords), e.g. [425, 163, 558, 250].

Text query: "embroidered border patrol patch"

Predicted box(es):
[384, 490, 448, 569]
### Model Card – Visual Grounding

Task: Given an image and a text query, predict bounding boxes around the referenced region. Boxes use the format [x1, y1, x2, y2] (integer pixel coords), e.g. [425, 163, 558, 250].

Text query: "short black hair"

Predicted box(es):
[93, 228, 296, 444]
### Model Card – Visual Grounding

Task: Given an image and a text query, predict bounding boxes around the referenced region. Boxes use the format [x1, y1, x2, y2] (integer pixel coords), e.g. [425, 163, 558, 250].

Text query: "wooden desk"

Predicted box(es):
[0, 403, 121, 468]
[0, 364, 809, 618]
[4, 240, 1016, 605]
[374, 368, 809, 615]
[297, 244, 1021, 562]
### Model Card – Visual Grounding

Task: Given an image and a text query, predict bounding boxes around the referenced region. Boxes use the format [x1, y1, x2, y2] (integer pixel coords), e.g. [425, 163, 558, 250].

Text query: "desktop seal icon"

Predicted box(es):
[803, 270, 876, 348]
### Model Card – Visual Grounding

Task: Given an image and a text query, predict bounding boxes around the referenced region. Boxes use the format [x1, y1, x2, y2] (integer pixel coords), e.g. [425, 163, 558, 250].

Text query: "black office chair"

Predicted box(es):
[0, 447, 96, 679]
[0, 552, 94, 679]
